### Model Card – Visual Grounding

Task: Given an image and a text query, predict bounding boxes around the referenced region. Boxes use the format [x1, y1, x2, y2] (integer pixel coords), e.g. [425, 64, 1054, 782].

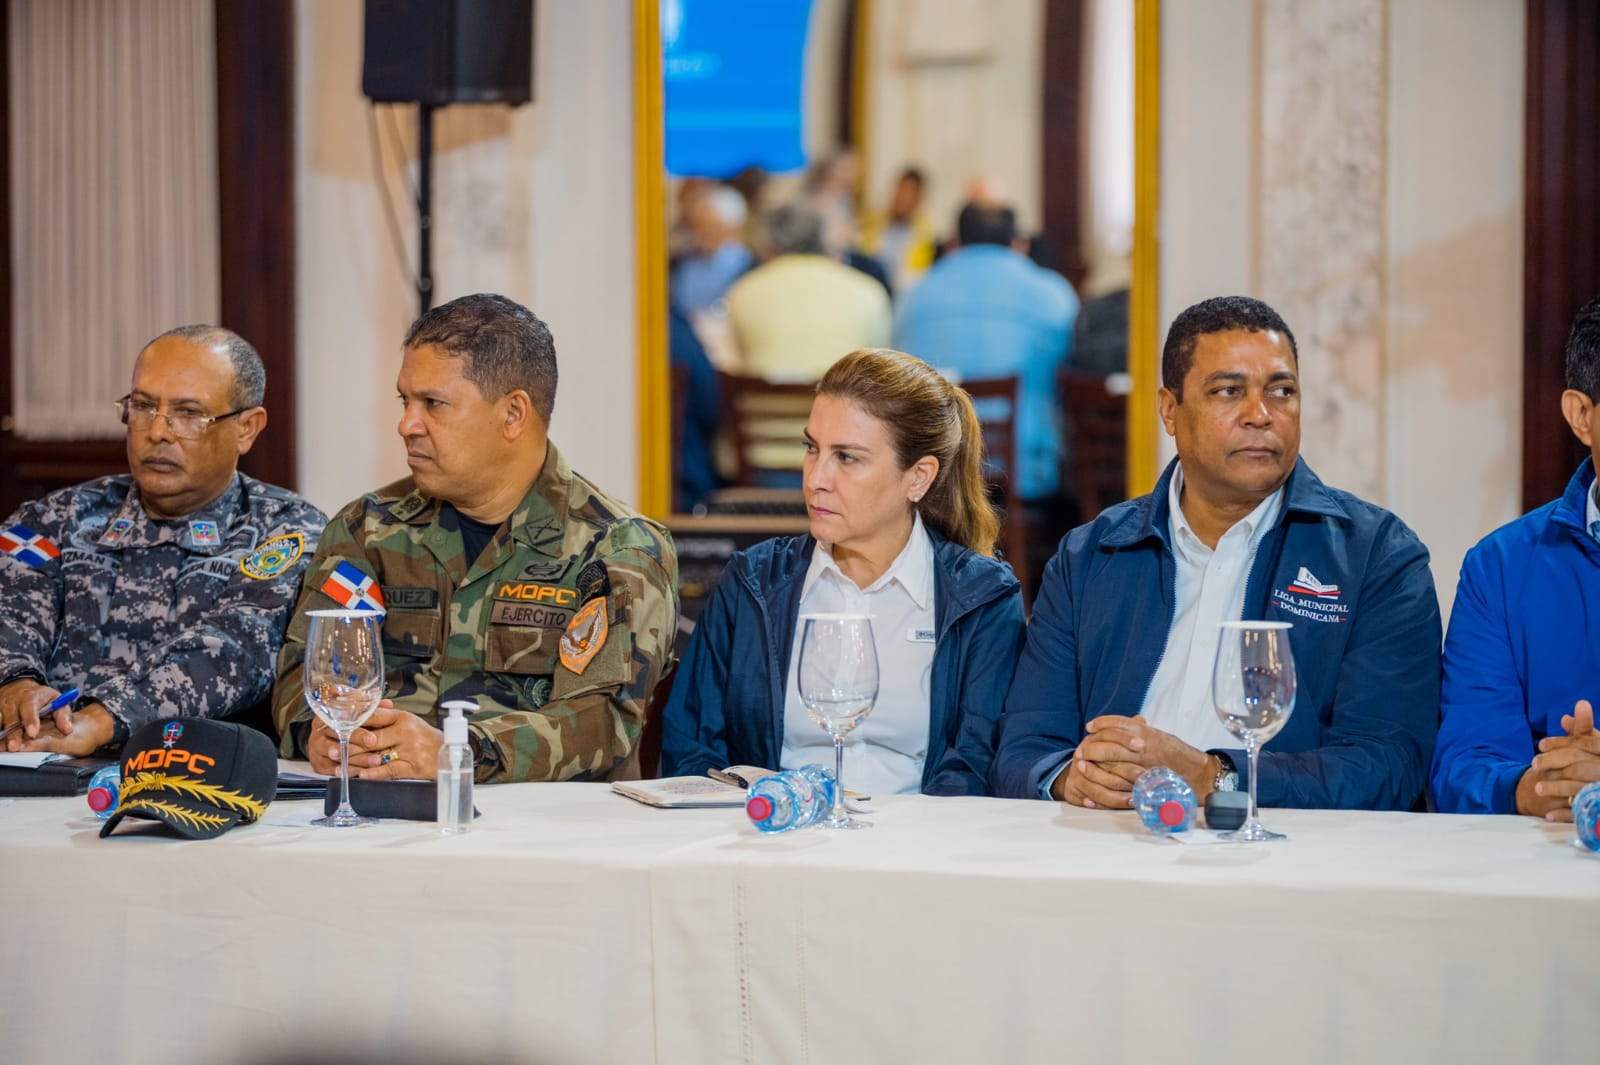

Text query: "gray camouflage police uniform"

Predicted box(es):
[0, 473, 326, 741]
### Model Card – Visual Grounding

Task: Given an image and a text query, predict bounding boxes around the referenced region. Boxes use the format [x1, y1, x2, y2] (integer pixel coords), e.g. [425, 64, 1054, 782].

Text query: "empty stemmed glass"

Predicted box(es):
[1211, 620, 1296, 842]
[304, 609, 385, 828]
[797, 613, 879, 830]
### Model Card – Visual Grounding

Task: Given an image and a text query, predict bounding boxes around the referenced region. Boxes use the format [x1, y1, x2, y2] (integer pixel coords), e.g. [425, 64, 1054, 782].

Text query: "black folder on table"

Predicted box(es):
[0, 756, 116, 797]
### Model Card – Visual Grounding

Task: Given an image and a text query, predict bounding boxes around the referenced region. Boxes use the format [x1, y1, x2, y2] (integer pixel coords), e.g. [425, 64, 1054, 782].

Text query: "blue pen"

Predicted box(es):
[1, 687, 79, 741]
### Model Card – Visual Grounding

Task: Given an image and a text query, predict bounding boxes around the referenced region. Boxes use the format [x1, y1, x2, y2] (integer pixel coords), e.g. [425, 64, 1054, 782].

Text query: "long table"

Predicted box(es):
[3, 785, 1597, 1065]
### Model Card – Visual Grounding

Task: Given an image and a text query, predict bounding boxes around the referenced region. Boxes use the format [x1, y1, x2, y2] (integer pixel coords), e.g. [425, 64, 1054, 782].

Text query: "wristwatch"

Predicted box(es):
[1211, 752, 1240, 793]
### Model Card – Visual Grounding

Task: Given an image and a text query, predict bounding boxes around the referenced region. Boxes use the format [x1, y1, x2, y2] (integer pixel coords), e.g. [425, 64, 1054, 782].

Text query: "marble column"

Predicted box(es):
[1255, 0, 1389, 501]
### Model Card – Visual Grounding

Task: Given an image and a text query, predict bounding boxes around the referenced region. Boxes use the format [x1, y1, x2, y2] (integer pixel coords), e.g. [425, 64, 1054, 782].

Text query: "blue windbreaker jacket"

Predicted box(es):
[660, 530, 1025, 795]
[993, 457, 1442, 809]
[1432, 459, 1600, 813]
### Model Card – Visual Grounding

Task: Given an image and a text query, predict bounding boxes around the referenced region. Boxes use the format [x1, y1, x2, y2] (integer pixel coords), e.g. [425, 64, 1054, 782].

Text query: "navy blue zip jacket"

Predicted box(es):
[660, 530, 1025, 795]
[1432, 460, 1600, 813]
[992, 457, 1442, 808]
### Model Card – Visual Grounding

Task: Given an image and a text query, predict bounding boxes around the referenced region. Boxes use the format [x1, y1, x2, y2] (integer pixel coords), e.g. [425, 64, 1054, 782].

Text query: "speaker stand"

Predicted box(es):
[417, 102, 437, 315]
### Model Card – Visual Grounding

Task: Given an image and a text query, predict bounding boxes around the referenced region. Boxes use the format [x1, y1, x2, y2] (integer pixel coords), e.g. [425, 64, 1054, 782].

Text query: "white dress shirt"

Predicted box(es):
[1137, 464, 1285, 751]
[780, 513, 936, 795]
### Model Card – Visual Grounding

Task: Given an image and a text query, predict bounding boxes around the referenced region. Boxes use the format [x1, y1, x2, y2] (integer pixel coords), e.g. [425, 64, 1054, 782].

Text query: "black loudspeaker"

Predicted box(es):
[362, 0, 534, 106]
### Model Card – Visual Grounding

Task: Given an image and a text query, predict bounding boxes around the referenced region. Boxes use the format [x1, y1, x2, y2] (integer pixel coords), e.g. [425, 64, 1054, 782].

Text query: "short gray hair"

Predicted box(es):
[764, 203, 825, 256]
[146, 325, 265, 409]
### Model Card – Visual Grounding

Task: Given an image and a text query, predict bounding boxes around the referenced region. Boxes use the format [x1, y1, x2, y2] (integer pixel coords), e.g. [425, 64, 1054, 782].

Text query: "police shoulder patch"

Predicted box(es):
[239, 531, 305, 580]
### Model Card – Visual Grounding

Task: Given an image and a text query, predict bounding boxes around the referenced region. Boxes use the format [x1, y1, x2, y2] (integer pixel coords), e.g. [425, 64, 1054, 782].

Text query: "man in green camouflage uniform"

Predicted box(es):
[273, 293, 678, 783]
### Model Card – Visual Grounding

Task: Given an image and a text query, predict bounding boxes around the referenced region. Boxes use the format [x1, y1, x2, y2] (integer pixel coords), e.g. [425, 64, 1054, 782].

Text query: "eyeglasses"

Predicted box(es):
[114, 395, 252, 440]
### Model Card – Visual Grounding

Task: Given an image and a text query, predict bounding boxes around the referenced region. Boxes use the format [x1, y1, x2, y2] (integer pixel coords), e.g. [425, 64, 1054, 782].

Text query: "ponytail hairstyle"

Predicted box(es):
[817, 349, 1001, 556]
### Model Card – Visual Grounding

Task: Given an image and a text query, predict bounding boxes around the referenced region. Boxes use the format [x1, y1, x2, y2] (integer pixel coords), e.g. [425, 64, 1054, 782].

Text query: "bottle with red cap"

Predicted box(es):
[1132, 766, 1196, 834]
[745, 766, 834, 833]
[86, 765, 120, 820]
[1575, 781, 1600, 853]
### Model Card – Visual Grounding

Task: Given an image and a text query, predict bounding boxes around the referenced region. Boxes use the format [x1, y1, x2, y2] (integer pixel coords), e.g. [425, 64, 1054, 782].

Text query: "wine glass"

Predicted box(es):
[797, 613, 879, 830]
[304, 609, 385, 828]
[1211, 620, 1296, 842]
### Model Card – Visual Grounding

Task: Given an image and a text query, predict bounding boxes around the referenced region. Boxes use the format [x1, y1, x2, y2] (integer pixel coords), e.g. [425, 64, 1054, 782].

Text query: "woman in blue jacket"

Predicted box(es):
[660, 349, 1025, 795]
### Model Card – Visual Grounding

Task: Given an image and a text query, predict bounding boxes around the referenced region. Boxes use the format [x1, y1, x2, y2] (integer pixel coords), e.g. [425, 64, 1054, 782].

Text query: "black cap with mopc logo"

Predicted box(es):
[100, 718, 277, 840]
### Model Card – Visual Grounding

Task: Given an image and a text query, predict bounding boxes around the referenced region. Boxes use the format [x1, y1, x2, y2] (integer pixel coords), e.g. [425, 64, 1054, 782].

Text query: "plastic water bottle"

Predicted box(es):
[1575, 781, 1600, 853]
[745, 766, 834, 833]
[1132, 766, 1196, 834]
[86, 765, 120, 819]
[793, 764, 835, 814]
[436, 700, 475, 834]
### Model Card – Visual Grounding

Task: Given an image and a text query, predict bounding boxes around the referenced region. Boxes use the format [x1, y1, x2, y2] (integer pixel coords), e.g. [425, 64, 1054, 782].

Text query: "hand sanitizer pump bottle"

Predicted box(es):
[437, 700, 475, 834]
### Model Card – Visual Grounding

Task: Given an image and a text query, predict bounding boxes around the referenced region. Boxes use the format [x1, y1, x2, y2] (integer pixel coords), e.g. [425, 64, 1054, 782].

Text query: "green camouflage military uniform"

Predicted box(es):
[272, 444, 678, 783]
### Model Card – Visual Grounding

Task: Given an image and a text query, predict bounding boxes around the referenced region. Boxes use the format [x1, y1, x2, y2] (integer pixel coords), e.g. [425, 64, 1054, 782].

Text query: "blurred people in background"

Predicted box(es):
[668, 176, 713, 263]
[806, 148, 860, 239]
[726, 202, 890, 380]
[670, 303, 724, 511]
[808, 148, 892, 298]
[1072, 287, 1130, 378]
[726, 165, 771, 246]
[669, 184, 753, 316]
[892, 201, 1079, 505]
[862, 166, 937, 293]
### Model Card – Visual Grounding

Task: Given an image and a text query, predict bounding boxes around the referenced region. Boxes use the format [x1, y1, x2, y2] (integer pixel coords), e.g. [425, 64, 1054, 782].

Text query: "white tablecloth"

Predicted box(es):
[3, 785, 1597, 1065]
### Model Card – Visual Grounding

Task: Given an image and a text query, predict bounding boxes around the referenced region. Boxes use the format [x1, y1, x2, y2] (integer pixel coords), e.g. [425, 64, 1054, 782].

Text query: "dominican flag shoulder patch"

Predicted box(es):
[0, 525, 61, 568]
[321, 560, 386, 613]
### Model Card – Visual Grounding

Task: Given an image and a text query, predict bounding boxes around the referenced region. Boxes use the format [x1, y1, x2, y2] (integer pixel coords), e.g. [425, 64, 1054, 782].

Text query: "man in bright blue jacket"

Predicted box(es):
[993, 296, 1441, 810]
[1433, 296, 1600, 819]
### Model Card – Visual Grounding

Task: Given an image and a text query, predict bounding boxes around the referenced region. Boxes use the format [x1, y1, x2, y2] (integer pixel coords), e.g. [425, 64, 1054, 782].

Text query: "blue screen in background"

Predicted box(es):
[662, 0, 813, 177]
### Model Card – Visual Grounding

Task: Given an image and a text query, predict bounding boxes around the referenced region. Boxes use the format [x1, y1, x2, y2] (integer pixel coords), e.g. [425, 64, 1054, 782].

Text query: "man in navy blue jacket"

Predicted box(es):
[1433, 296, 1600, 819]
[992, 296, 1441, 810]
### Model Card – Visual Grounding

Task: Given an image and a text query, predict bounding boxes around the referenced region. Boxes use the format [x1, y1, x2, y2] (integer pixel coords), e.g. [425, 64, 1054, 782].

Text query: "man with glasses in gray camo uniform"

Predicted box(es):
[0, 326, 325, 757]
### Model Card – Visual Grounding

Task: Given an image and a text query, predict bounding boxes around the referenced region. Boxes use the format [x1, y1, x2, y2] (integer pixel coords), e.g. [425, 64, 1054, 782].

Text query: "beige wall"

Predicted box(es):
[860, 0, 1045, 234]
[1158, 0, 1524, 616]
[294, 0, 639, 516]
[1383, 0, 1524, 614]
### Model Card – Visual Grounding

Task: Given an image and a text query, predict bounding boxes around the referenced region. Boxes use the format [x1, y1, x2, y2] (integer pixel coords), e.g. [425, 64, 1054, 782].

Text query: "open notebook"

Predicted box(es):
[610, 765, 778, 809]
[610, 765, 869, 808]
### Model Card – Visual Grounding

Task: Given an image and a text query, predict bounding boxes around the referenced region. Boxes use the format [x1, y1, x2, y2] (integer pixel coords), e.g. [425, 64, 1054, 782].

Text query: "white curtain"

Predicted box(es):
[9, 0, 219, 439]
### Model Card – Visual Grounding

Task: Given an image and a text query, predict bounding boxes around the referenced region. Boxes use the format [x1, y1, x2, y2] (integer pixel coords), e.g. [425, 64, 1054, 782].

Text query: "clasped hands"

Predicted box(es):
[0, 678, 115, 756]
[1050, 715, 1221, 808]
[305, 699, 446, 781]
[1517, 699, 1600, 823]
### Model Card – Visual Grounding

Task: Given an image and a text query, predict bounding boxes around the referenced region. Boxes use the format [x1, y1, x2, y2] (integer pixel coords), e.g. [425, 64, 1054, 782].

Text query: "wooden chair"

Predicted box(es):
[958, 374, 1029, 595]
[637, 664, 677, 780]
[1059, 370, 1128, 519]
[718, 372, 817, 487]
